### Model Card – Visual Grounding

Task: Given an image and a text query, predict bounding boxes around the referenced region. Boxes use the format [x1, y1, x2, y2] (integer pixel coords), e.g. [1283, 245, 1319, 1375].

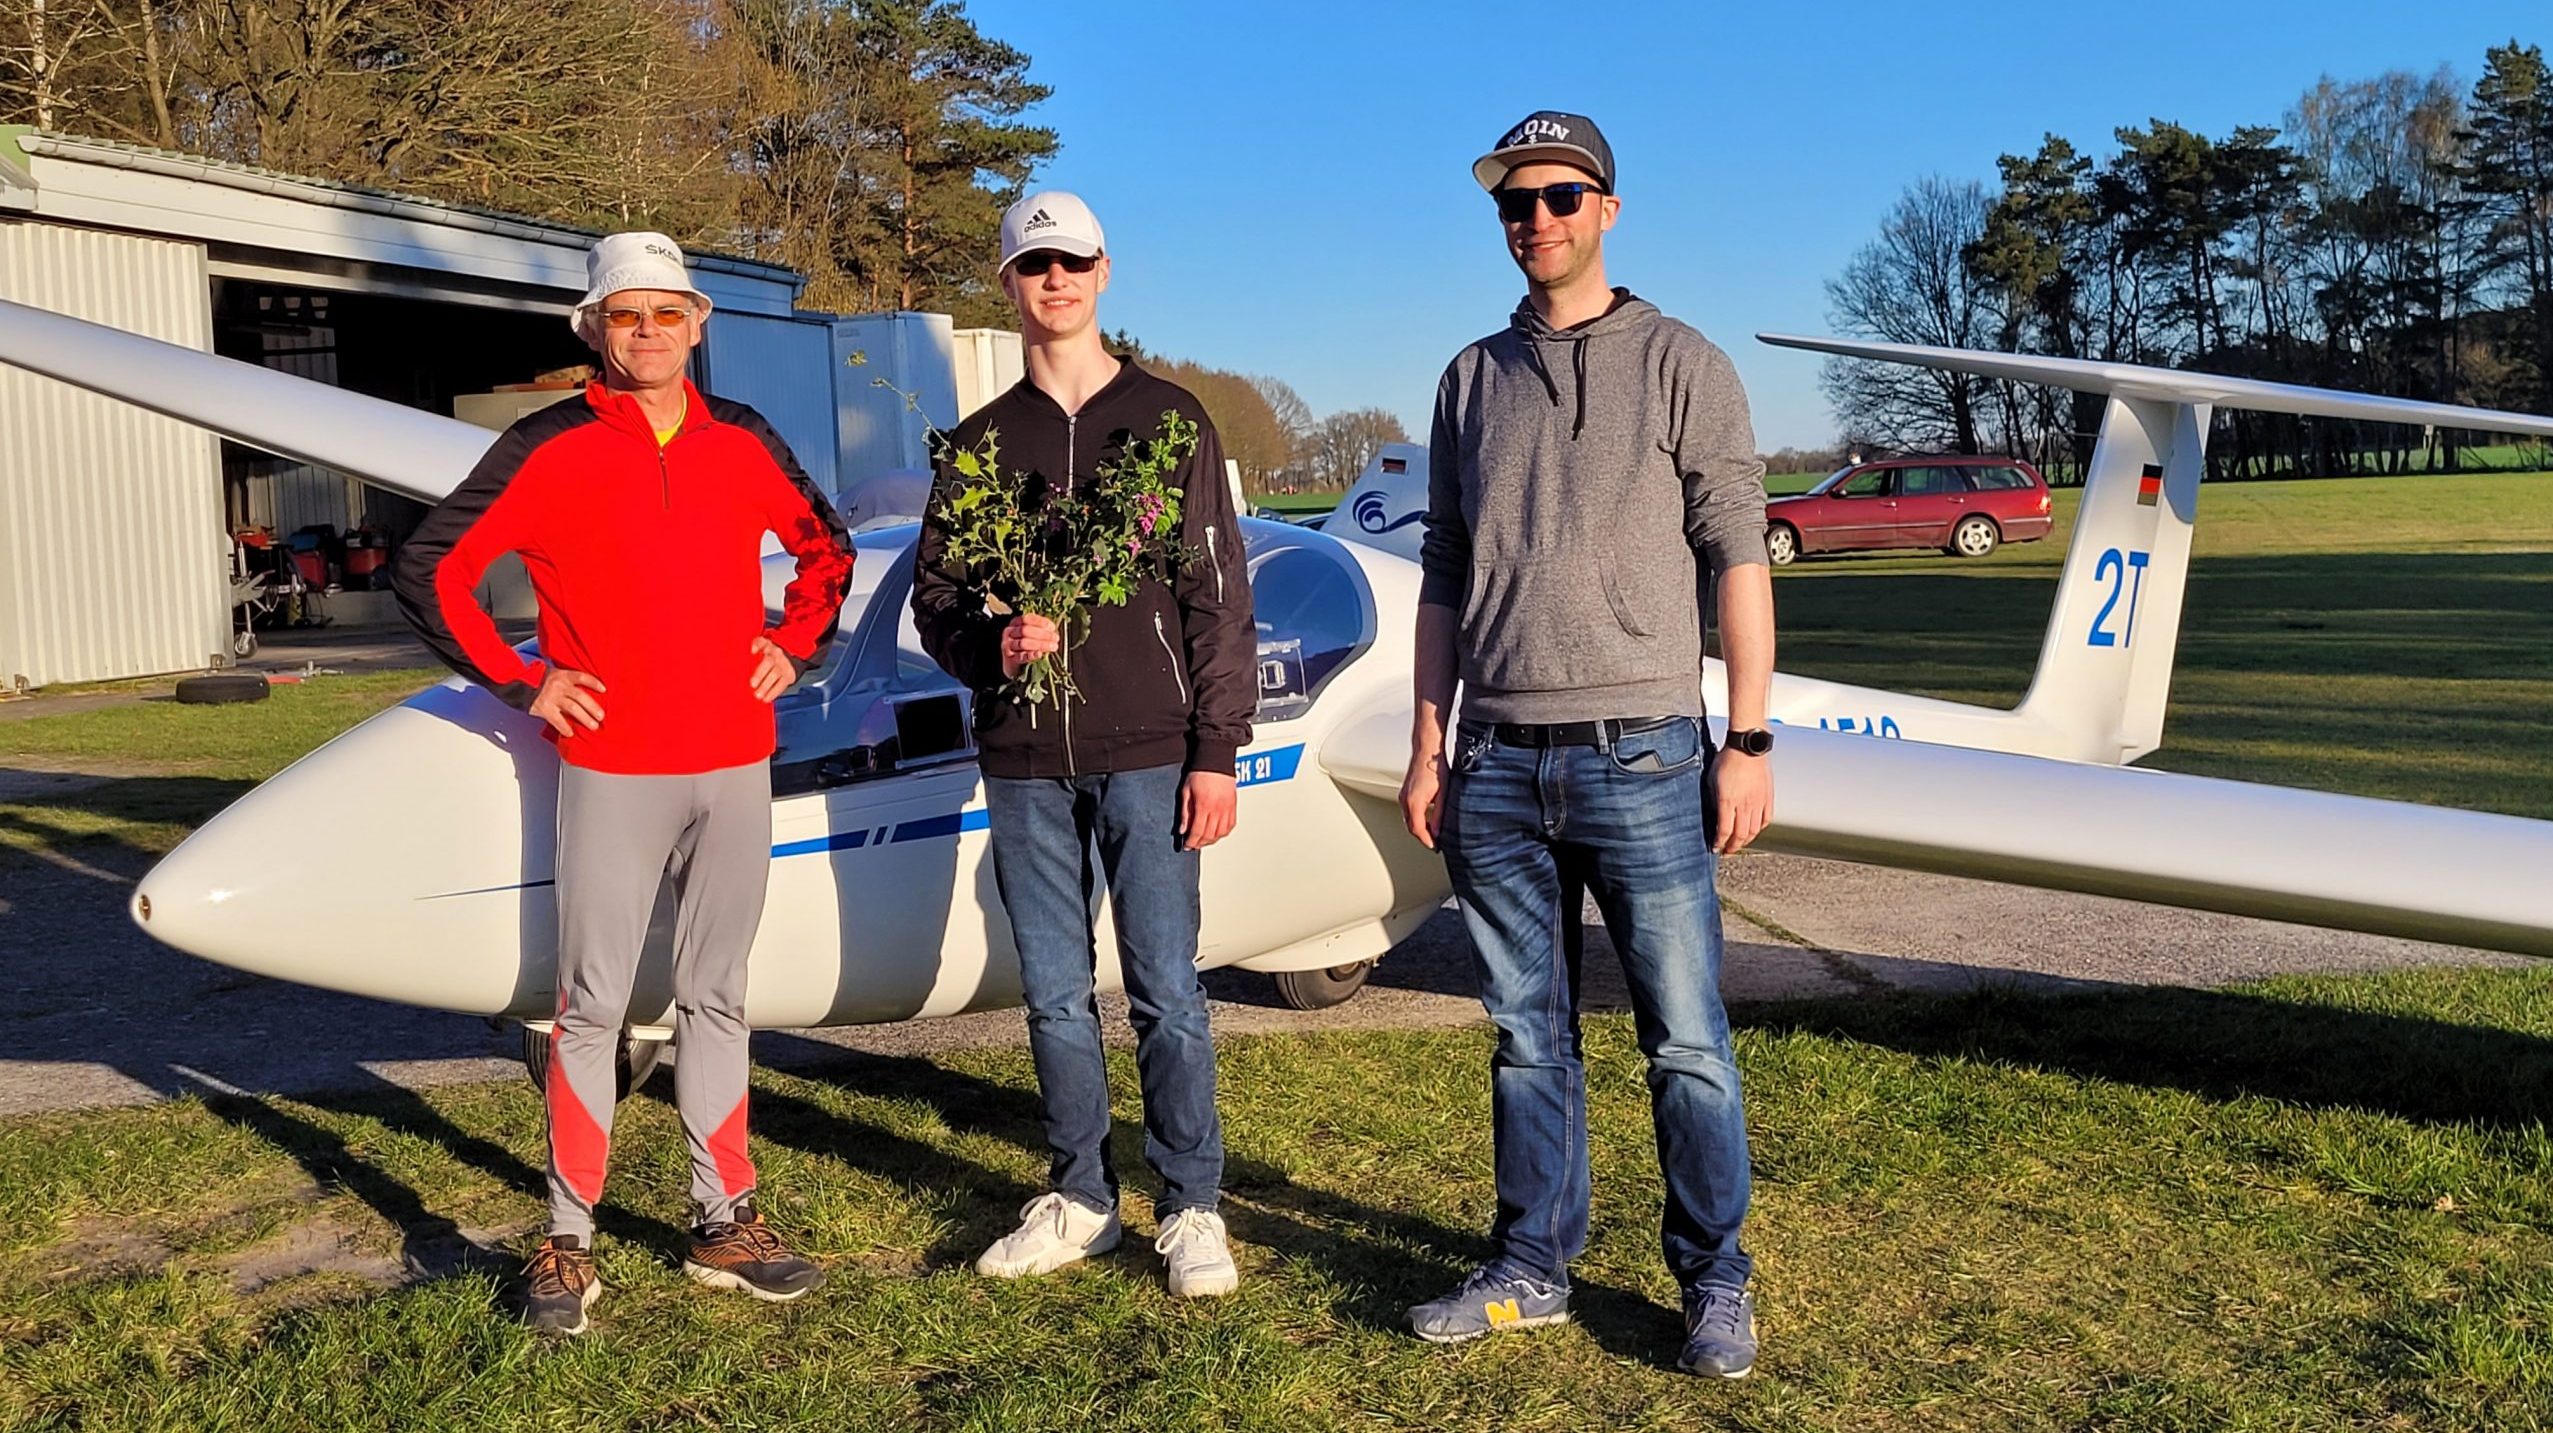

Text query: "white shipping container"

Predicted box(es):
[831, 313, 956, 490]
[951, 327, 1024, 419]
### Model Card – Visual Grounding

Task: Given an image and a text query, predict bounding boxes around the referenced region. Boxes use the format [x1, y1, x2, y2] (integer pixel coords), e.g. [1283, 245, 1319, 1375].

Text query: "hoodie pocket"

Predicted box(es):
[1599, 558, 1651, 637]
[1460, 553, 1655, 691]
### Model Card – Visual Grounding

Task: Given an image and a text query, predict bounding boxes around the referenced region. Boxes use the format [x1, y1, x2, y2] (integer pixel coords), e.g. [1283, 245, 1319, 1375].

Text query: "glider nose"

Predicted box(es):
[128, 682, 560, 1017]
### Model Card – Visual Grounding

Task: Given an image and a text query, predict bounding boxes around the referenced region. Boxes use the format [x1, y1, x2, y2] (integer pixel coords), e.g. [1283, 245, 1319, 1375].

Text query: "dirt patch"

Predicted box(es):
[30, 1218, 177, 1283]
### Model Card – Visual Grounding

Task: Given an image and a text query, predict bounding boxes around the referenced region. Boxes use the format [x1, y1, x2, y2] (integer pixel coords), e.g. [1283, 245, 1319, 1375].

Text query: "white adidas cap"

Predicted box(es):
[571, 231, 713, 338]
[998, 191, 1106, 271]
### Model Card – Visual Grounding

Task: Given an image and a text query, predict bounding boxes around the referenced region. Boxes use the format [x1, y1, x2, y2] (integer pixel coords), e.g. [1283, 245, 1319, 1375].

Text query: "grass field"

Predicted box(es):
[5, 967, 2553, 1430]
[1768, 471, 2553, 819]
[4, 472, 2552, 1429]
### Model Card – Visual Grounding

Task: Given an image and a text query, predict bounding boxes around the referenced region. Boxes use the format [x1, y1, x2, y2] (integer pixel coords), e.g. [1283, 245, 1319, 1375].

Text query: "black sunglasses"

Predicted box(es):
[1011, 250, 1099, 276]
[1493, 182, 1602, 224]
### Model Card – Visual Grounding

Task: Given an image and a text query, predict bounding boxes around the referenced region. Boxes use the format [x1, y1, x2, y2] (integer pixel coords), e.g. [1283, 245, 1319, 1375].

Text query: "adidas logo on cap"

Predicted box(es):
[1024, 209, 1055, 231]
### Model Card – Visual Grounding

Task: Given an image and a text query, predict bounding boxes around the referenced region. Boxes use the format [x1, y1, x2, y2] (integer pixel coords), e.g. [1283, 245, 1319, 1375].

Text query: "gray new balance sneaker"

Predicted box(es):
[1408, 1264, 1571, 1343]
[1678, 1282, 1759, 1378]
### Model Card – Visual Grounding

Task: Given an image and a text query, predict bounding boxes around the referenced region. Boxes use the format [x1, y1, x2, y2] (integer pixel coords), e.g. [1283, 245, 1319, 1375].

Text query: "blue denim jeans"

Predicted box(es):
[1440, 715, 1753, 1292]
[983, 763, 1221, 1217]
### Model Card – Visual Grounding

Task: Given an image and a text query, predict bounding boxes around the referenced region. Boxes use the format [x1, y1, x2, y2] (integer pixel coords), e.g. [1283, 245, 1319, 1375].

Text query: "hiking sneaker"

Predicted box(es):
[1154, 1208, 1238, 1298]
[682, 1197, 826, 1303]
[1678, 1282, 1759, 1378]
[1408, 1263, 1571, 1343]
[976, 1192, 1121, 1278]
[522, 1234, 601, 1336]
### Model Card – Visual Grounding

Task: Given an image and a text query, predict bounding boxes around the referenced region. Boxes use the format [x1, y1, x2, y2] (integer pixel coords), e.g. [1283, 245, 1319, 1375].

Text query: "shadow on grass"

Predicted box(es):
[184, 1070, 685, 1292]
[748, 1031, 1688, 1365]
[1740, 976, 2553, 1130]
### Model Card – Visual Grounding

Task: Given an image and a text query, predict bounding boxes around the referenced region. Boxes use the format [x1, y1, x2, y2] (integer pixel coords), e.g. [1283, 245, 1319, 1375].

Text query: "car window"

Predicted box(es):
[1902, 466, 1967, 497]
[1965, 466, 2032, 491]
[1835, 469, 1892, 499]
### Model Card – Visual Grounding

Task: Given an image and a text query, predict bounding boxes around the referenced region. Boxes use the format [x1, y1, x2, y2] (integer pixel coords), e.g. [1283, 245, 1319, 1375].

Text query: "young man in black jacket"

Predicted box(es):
[910, 190, 1255, 1298]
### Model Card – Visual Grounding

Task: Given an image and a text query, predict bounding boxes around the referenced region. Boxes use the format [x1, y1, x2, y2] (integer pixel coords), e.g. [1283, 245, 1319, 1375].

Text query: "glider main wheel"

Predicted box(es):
[1765, 523, 1799, 566]
[1950, 515, 2000, 558]
[174, 673, 269, 705]
[1273, 962, 1373, 1011]
[519, 1025, 669, 1102]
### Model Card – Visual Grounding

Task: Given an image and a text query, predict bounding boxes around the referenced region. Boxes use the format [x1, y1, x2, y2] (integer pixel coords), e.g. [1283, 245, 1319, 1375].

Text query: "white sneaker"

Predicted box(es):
[1155, 1208, 1238, 1298]
[975, 1192, 1121, 1278]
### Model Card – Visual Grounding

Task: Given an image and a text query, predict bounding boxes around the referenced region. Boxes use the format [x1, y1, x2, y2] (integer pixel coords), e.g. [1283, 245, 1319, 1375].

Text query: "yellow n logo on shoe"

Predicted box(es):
[1484, 1298, 1523, 1328]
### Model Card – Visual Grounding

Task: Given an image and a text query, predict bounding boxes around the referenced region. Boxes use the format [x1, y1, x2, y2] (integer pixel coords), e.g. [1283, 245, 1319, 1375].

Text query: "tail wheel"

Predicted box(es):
[520, 1025, 668, 1102]
[1765, 523, 1799, 566]
[1951, 515, 2000, 558]
[1273, 962, 1373, 1010]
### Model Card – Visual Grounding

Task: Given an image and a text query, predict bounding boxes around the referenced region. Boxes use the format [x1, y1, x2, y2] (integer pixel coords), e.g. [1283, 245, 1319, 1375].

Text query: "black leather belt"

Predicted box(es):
[1491, 715, 1682, 749]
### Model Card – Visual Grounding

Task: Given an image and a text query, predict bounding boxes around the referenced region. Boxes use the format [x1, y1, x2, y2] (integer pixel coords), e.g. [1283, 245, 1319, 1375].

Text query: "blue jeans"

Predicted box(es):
[984, 763, 1221, 1217]
[1440, 715, 1753, 1292]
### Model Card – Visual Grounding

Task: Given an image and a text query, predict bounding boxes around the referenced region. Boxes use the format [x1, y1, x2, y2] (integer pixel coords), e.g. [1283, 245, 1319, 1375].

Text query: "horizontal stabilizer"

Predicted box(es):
[0, 297, 494, 503]
[1758, 333, 2553, 437]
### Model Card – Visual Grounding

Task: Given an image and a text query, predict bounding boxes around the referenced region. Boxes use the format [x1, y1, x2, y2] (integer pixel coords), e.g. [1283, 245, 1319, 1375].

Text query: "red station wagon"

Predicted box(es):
[1763, 455, 2054, 565]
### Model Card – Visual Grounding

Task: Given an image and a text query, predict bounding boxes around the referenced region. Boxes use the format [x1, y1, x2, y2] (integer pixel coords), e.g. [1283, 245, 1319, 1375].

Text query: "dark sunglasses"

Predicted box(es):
[1493, 182, 1602, 224]
[1011, 250, 1099, 277]
[598, 304, 694, 330]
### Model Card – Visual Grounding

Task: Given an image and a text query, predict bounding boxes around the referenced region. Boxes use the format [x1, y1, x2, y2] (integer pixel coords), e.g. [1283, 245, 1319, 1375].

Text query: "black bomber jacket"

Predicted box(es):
[909, 358, 1255, 780]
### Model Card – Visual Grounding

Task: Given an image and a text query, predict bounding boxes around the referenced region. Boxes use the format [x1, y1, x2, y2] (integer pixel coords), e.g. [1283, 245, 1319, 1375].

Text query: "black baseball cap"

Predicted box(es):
[1473, 111, 1616, 193]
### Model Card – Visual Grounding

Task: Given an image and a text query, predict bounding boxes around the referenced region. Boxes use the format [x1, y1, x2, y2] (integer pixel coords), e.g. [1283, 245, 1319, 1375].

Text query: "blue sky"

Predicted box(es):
[968, 1, 2546, 452]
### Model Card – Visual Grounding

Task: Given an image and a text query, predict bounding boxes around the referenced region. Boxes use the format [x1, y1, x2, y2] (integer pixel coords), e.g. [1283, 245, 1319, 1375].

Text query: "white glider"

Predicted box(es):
[2, 299, 2549, 1087]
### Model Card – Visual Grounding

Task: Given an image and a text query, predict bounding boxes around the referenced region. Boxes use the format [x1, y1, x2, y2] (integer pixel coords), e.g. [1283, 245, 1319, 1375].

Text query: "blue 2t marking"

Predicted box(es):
[2087, 548, 2151, 648]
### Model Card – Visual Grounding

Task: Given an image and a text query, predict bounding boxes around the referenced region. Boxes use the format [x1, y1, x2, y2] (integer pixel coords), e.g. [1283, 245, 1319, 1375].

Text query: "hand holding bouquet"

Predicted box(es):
[930, 409, 1202, 708]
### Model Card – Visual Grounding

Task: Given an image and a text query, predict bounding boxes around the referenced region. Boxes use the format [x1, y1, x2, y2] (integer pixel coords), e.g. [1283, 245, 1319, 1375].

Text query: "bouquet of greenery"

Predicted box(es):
[928, 408, 1203, 709]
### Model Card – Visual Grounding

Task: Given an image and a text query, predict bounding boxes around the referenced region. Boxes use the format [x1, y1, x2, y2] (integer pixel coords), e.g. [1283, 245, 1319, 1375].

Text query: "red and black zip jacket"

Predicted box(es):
[910, 358, 1254, 780]
[393, 380, 853, 776]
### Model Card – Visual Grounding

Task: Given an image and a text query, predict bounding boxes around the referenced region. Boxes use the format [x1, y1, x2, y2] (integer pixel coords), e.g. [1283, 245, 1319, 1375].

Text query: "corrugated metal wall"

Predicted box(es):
[830, 312, 956, 491]
[701, 313, 839, 497]
[0, 223, 227, 688]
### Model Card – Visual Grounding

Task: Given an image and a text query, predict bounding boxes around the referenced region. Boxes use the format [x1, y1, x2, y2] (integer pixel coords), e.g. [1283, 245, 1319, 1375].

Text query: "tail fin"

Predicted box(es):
[1758, 335, 2553, 764]
[1323, 442, 1430, 561]
[2013, 394, 2203, 762]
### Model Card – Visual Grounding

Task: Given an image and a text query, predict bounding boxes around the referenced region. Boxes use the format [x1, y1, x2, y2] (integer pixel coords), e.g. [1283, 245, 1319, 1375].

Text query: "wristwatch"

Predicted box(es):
[1724, 727, 1775, 757]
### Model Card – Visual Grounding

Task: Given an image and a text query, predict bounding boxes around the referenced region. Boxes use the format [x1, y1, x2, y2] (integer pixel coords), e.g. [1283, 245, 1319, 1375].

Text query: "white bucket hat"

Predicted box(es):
[571, 232, 713, 339]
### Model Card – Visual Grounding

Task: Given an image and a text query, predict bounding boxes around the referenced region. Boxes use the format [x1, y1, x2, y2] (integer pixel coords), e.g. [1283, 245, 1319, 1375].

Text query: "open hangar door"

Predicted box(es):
[212, 279, 592, 626]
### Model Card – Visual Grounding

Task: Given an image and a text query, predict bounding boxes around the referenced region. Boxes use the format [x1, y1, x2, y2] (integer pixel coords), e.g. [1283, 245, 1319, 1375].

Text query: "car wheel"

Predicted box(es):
[1951, 515, 1999, 558]
[174, 673, 269, 705]
[1273, 962, 1373, 1010]
[1765, 523, 1799, 566]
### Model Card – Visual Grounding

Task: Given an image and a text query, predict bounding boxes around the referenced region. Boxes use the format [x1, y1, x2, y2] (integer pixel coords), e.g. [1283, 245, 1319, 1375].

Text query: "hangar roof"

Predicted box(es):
[0, 129, 803, 317]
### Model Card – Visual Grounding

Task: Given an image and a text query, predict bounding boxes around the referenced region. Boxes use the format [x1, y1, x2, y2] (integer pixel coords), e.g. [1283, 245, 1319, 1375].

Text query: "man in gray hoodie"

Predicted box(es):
[1398, 111, 1777, 1378]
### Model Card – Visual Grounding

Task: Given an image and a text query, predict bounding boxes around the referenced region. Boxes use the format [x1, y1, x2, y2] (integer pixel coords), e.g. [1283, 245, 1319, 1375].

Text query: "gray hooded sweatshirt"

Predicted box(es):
[1419, 289, 1769, 724]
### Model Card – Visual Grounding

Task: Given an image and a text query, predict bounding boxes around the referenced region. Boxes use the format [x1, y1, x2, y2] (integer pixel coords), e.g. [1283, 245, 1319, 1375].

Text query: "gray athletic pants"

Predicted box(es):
[546, 760, 771, 1240]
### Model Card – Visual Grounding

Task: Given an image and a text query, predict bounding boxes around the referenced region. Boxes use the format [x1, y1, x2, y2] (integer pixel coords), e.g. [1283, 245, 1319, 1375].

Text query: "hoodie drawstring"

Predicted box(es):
[1519, 340, 1589, 441]
[1570, 340, 1588, 440]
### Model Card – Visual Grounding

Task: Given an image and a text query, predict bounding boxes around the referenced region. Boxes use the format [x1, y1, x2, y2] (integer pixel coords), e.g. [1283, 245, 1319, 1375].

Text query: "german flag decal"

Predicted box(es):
[2137, 464, 2163, 507]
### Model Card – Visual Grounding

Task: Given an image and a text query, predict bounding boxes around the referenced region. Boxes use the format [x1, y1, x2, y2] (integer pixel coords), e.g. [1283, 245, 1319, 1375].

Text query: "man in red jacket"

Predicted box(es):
[393, 232, 851, 1336]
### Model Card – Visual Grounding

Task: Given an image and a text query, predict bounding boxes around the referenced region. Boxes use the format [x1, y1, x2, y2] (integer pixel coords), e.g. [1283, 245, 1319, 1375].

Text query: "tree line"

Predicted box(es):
[0, 0, 1419, 484]
[1105, 330, 1409, 495]
[0, 0, 1054, 324]
[1823, 39, 2553, 482]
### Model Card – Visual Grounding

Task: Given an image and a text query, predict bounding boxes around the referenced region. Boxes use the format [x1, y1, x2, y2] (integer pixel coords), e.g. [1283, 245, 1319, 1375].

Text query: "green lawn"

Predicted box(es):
[1768, 471, 2553, 819]
[5, 967, 2552, 1430]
